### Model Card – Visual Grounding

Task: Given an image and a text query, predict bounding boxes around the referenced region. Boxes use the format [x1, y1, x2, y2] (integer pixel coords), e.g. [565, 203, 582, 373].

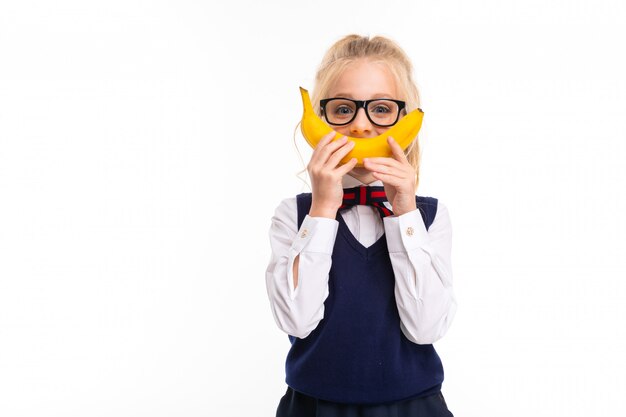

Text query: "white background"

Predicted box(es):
[1, 1, 625, 416]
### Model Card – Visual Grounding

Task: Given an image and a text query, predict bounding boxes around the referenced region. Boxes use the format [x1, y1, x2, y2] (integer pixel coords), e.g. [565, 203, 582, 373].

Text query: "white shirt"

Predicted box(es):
[265, 175, 457, 345]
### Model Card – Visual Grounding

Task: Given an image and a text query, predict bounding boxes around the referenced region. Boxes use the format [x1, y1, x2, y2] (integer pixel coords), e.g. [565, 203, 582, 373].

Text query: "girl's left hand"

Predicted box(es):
[363, 136, 417, 217]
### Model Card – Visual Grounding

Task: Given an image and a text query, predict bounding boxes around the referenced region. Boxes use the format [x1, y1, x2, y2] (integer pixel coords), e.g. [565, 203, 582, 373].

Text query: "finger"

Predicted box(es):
[317, 130, 338, 147]
[315, 133, 346, 158]
[311, 130, 339, 156]
[365, 163, 413, 185]
[325, 140, 355, 168]
[335, 157, 358, 176]
[363, 157, 403, 169]
[363, 158, 409, 178]
[387, 136, 409, 162]
[371, 171, 406, 186]
[311, 133, 346, 165]
[369, 168, 407, 181]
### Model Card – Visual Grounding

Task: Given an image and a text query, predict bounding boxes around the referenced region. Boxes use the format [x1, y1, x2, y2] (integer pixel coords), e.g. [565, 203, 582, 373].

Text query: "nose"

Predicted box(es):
[349, 107, 373, 137]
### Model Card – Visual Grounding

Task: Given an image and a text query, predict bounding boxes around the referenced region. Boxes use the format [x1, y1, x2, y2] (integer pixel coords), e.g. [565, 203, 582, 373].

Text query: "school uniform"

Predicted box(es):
[266, 175, 457, 416]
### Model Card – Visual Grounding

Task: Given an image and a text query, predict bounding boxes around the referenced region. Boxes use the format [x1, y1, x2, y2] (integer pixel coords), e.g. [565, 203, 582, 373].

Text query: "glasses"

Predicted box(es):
[320, 97, 407, 127]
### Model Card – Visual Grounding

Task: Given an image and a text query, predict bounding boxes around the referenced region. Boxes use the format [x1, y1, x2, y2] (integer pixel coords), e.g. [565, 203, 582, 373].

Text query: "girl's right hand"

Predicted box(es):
[307, 131, 358, 219]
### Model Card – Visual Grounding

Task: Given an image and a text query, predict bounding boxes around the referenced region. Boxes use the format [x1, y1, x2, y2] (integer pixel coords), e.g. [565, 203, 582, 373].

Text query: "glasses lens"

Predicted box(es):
[324, 99, 357, 125]
[367, 100, 400, 126]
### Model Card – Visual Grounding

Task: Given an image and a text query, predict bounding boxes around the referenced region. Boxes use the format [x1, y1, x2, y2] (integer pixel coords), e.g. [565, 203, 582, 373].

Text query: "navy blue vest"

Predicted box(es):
[285, 193, 445, 404]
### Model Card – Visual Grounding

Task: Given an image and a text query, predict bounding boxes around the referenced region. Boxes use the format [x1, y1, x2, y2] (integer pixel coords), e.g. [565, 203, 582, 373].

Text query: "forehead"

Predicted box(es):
[328, 59, 398, 99]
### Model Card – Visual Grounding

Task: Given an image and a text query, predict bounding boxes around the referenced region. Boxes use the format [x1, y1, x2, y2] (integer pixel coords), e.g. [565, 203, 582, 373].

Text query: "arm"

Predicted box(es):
[383, 202, 457, 345]
[265, 131, 356, 338]
[265, 197, 338, 339]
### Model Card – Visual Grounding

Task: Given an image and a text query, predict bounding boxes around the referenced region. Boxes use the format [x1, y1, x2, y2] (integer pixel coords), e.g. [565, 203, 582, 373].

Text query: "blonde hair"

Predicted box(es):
[311, 34, 423, 186]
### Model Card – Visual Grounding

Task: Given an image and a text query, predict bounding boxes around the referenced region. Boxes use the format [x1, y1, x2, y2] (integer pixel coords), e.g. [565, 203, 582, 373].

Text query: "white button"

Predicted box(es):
[405, 226, 414, 237]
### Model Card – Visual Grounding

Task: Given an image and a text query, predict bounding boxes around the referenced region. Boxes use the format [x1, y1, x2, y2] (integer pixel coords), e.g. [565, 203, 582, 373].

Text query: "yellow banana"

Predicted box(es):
[299, 87, 424, 166]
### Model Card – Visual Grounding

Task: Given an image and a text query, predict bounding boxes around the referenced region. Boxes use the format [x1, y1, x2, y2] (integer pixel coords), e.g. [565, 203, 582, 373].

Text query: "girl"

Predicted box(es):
[265, 34, 457, 417]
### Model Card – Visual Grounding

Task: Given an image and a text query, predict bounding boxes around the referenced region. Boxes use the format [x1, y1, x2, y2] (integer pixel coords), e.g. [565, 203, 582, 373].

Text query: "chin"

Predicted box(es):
[350, 167, 369, 175]
[348, 168, 376, 184]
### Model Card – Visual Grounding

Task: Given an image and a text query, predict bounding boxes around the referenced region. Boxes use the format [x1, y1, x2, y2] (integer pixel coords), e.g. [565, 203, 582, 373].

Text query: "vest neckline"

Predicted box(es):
[336, 212, 388, 259]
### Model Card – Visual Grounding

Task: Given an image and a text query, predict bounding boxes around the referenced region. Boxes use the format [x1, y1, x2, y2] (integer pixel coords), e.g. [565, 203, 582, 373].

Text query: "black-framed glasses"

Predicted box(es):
[320, 97, 407, 127]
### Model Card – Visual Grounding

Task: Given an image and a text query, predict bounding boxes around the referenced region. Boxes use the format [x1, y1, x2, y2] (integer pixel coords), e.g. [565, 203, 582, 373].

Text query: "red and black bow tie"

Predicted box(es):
[340, 186, 394, 218]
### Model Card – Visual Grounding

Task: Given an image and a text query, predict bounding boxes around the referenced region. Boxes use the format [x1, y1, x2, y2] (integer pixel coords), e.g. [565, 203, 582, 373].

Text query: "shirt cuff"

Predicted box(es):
[291, 214, 339, 254]
[383, 209, 429, 252]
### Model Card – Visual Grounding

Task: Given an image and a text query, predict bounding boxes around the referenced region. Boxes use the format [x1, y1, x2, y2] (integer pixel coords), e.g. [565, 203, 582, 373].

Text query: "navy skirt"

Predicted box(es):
[275, 387, 454, 417]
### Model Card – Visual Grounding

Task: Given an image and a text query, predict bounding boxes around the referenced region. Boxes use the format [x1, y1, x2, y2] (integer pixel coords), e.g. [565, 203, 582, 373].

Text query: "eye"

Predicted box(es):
[370, 104, 392, 114]
[334, 105, 354, 115]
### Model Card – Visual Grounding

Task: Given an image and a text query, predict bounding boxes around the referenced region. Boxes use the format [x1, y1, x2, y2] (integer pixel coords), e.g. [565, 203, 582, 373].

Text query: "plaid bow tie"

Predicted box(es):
[340, 186, 394, 218]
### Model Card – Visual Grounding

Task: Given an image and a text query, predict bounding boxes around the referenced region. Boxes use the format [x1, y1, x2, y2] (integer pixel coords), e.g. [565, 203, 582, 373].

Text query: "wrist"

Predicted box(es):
[393, 203, 417, 217]
[309, 203, 339, 219]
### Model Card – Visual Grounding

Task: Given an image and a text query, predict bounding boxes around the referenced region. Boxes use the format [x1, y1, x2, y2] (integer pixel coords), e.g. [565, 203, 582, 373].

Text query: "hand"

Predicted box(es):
[307, 131, 358, 218]
[363, 136, 417, 216]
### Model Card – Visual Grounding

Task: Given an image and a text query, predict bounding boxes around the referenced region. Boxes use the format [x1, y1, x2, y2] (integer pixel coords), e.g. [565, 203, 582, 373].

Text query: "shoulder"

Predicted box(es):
[414, 194, 439, 227]
[272, 191, 314, 211]
[415, 195, 452, 231]
[416, 195, 439, 209]
[271, 192, 314, 222]
[424, 198, 451, 233]
[272, 195, 298, 218]
[268, 196, 299, 236]
[415, 195, 449, 214]
[270, 192, 319, 234]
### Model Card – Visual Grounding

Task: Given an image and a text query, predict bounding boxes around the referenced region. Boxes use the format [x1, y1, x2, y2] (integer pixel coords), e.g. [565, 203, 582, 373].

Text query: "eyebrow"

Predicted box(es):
[332, 92, 395, 99]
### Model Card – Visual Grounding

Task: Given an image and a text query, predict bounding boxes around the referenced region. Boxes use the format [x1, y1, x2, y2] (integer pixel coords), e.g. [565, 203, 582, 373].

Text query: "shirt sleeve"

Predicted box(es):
[265, 197, 338, 339]
[383, 202, 458, 345]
